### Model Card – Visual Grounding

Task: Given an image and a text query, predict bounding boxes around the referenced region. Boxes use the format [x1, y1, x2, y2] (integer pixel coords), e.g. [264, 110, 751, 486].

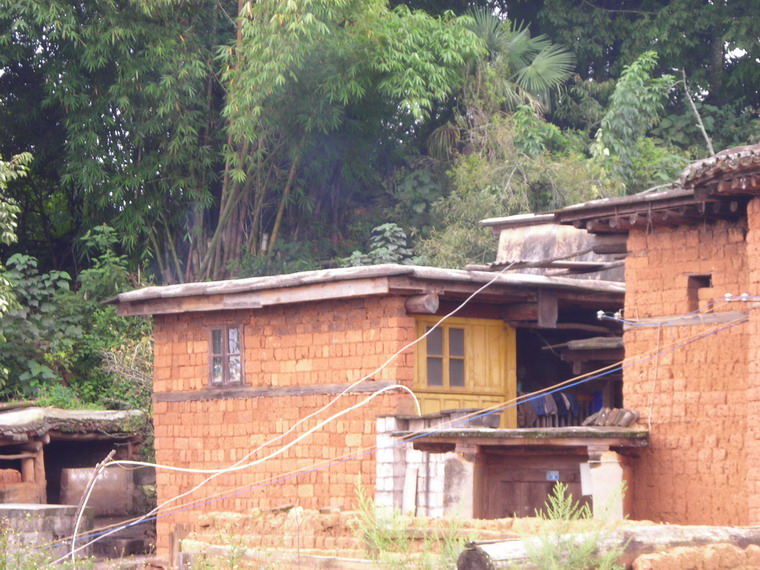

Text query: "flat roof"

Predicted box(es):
[0, 407, 145, 441]
[111, 263, 624, 316]
[398, 426, 648, 451]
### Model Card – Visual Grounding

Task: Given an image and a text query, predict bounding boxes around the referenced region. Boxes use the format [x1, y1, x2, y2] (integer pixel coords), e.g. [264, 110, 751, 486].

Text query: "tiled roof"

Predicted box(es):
[680, 144, 760, 190]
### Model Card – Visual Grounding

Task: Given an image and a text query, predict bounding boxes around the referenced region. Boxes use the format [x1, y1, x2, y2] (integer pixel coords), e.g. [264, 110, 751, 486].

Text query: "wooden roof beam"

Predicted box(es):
[591, 234, 628, 255]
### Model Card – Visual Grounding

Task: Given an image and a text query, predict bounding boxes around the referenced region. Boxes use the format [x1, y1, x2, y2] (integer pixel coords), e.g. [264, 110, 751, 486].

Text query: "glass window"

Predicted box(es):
[449, 328, 464, 357]
[427, 327, 443, 356]
[209, 325, 244, 386]
[449, 358, 465, 387]
[424, 325, 466, 389]
[427, 357, 443, 386]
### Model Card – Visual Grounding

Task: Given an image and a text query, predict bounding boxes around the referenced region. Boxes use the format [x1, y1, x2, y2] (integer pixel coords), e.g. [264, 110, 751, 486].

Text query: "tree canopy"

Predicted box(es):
[2, 0, 758, 286]
[0, 0, 758, 403]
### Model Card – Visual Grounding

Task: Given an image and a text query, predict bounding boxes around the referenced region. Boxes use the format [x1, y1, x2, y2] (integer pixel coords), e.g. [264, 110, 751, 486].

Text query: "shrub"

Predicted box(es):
[522, 482, 626, 570]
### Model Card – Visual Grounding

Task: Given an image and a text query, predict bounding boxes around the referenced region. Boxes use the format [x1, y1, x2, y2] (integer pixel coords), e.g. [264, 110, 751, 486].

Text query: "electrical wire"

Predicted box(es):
[597, 292, 758, 327]
[55, 262, 520, 562]
[52, 314, 748, 563]
[53, 383, 416, 562]
[54, 311, 746, 561]
[55, 276, 750, 563]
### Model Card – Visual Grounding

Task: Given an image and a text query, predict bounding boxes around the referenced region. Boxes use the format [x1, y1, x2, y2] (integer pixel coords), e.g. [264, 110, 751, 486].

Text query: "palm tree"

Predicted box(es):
[464, 8, 575, 113]
[427, 9, 575, 159]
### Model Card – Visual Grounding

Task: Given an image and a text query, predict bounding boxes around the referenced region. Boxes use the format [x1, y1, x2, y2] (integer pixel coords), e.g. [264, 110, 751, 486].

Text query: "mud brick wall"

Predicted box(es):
[623, 217, 751, 525]
[744, 199, 760, 525]
[151, 296, 416, 554]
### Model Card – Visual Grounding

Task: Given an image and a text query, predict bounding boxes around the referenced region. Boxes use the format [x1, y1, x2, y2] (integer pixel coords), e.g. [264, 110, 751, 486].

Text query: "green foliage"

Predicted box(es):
[523, 482, 625, 570]
[0, 154, 26, 248]
[0, 253, 81, 396]
[354, 480, 470, 569]
[463, 8, 575, 113]
[100, 336, 153, 411]
[0, 153, 28, 323]
[656, 102, 760, 156]
[0, 0, 221, 281]
[78, 225, 132, 299]
[592, 51, 676, 192]
[419, 113, 616, 268]
[552, 75, 615, 133]
[513, 105, 581, 156]
[529, 0, 760, 110]
[629, 138, 689, 192]
[235, 240, 322, 278]
[0, 225, 151, 405]
[343, 223, 422, 267]
[201, 0, 483, 278]
[34, 383, 96, 410]
[389, 168, 446, 234]
[2, 0, 759, 286]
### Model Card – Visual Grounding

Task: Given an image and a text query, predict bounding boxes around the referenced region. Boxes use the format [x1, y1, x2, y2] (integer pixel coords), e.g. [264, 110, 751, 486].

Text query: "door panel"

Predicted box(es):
[483, 454, 590, 519]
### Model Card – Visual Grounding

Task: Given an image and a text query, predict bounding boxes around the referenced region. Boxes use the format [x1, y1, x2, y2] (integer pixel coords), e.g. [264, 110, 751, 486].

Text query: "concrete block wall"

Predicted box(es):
[151, 296, 417, 554]
[375, 415, 407, 510]
[375, 414, 457, 519]
[623, 219, 750, 524]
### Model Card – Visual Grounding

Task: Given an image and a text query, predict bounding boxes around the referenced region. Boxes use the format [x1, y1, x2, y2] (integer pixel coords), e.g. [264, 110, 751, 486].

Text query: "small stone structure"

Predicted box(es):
[0, 406, 152, 557]
[0, 503, 93, 560]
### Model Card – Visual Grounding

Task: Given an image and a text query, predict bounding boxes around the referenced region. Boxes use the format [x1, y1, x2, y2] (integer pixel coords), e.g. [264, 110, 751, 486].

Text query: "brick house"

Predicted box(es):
[112, 263, 630, 554]
[514, 143, 760, 525]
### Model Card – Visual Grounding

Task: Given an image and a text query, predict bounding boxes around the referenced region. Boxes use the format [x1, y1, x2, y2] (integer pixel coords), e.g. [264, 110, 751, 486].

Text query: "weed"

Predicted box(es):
[521, 482, 626, 570]
[354, 480, 473, 569]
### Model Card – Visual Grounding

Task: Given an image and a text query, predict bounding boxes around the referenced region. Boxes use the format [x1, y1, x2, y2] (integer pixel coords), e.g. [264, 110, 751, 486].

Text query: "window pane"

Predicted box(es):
[211, 330, 223, 355]
[426, 327, 443, 356]
[228, 327, 240, 354]
[450, 359, 465, 387]
[449, 328, 464, 357]
[427, 357, 443, 386]
[211, 357, 224, 384]
[228, 356, 242, 384]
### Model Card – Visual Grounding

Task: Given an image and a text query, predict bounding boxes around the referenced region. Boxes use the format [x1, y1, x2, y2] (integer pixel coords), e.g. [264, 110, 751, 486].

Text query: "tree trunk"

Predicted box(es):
[708, 24, 725, 105]
[458, 525, 760, 569]
[267, 156, 300, 256]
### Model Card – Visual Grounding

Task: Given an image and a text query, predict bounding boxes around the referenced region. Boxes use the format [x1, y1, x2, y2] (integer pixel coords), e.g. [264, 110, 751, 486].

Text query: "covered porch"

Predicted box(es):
[376, 415, 647, 521]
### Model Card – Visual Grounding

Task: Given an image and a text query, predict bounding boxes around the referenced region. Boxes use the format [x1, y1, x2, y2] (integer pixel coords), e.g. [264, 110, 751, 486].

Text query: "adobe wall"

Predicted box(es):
[151, 296, 416, 554]
[744, 199, 760, 525]
[623, 218, 750, 524]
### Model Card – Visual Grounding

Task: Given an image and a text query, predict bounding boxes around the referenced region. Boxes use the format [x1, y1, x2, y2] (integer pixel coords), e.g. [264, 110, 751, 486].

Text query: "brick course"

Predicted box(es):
[623, 217, 752, 524]
[151, 296, 416, 553]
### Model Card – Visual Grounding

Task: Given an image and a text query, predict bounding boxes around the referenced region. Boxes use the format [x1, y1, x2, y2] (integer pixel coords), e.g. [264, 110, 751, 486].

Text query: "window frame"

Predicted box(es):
[208, 324, 245, 387]
[422, 323, 467, 390]
[413, 315, 517, 428]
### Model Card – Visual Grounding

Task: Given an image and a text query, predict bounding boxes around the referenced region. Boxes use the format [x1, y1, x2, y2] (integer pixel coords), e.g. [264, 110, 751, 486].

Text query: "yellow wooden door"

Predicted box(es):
[413, 317, 517, 428]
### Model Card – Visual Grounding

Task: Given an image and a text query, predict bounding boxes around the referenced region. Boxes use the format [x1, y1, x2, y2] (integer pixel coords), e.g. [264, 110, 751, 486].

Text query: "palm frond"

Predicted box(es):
[466, 7, 508, 60]
[513, 44, 576, 94]
[502, 23, 534, 70]
[427, 122, 461, 161]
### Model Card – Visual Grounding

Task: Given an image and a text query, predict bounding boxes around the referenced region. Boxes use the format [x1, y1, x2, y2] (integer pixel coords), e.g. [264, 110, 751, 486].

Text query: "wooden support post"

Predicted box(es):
[538, 290, 558, 328]
[33, 442, 46, 502]
[21, 457, 34, 483]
